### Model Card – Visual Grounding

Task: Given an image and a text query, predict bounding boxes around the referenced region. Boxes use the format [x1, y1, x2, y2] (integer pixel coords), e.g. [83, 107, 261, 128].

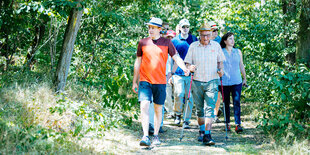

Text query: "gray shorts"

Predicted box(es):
[192, 79, 219, 118]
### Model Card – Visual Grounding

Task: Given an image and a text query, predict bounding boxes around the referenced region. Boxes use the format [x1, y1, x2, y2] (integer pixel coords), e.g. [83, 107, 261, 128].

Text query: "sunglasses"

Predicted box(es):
[160, 30, 167, 34]
[182, 26, 190, 29]
[213, 29, 218, 32]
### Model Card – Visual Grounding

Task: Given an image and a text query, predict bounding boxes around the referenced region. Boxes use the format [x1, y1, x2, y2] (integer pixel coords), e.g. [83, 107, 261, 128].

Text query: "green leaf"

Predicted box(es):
[281, 93, 286, 101]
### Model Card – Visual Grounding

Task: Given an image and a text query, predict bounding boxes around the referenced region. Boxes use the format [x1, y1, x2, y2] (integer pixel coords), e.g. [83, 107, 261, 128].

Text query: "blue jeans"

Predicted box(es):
[221, 83, 242, 125]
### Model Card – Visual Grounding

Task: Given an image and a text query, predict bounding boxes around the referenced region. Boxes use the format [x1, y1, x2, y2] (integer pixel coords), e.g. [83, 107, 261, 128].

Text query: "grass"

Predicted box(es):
[0, 70, 134, 154]
[0, 70, 309, 154]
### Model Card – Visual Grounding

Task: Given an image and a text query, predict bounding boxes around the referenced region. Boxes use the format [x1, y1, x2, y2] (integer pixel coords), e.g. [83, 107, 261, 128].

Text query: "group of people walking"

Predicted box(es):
[132, 17, 247, 147]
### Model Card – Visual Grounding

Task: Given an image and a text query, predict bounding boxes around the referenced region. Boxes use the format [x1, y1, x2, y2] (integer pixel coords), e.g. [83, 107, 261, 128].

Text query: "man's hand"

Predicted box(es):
[217, 69, 224, 77]
[184, 69, 190, 76]
[188, 65, 196, 73]
[132, 83, 138, 94]
[242, 79, 247, 87]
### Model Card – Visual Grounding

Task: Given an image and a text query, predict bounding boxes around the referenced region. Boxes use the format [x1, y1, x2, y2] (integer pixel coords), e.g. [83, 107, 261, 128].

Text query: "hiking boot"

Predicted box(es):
[140, 136, 151, 146]
[174, 115, 181, 125]
[184, 121, 190, 129]
[159, 127, 165, 133]
[235, 125, 243, 133]
[149, 124, 154, 135]
[198, 131, 205, 142]
[203, 134, 215, 146]
[152, 135, 161, 146]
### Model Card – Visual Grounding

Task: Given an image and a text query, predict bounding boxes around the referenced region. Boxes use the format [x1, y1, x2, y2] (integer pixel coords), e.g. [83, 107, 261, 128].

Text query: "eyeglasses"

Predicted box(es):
[182, 26, 189, 29]
[200, 34, 212, 38]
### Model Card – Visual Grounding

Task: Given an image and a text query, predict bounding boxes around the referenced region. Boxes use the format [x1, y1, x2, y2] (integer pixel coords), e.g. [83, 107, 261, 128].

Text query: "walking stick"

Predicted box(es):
[220, 77, 229, 140]
[180, 73, 194, 142]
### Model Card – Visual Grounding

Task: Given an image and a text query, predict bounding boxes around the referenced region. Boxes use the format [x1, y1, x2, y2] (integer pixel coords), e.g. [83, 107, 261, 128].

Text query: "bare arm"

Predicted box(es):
[239, 49, 247, 85]
[132, 57, 142, 93]
[172, 62, 178, 73]
[217, 61, 224, 77]
[172, 54, 189, 76]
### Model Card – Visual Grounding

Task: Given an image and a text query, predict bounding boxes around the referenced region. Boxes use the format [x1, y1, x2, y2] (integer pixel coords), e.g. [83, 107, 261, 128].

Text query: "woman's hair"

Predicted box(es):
[220, 32, 234, 48]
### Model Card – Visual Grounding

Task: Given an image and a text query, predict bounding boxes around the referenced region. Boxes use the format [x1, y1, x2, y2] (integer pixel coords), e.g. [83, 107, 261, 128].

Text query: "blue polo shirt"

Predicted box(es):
[213, 35, 221, 44]
[172, 34, 198, 75]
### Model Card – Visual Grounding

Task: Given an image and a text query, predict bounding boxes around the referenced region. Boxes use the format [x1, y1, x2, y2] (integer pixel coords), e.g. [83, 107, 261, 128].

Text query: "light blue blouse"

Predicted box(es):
[222, 48, 242, 86]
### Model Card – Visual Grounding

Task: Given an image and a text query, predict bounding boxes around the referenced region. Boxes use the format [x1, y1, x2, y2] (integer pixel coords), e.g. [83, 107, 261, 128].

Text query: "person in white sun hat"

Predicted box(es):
[132, 17, 190, 147]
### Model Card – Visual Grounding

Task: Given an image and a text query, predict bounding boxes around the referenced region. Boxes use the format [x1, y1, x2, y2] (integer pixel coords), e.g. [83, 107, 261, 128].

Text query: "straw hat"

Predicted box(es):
[197, 22, 212, 31]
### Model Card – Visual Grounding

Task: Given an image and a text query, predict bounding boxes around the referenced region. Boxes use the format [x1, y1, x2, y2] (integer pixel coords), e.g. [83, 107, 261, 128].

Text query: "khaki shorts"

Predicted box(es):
[192, 79, 219, 118]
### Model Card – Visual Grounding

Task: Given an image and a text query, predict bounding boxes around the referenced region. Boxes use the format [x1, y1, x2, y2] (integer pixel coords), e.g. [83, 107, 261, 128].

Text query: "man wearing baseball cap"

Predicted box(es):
[208, 21, 221, 44]
[171, 19, 198, 128]
[208, 21, 223, 124]
[132, 17, 190, 146]
[184, 22, 225, 146]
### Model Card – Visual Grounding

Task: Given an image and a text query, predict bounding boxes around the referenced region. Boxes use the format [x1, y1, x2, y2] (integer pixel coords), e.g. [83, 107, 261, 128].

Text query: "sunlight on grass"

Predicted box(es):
[0, 73, 134, 154]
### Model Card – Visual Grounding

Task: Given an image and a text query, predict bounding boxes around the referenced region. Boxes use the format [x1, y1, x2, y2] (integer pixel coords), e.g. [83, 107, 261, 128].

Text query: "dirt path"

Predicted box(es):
[78, 109, 273, 154]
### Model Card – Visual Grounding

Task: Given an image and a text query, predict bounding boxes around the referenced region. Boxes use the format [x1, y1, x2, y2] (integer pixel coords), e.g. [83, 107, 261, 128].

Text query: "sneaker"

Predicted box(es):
[174, 115, 181, 125]
[184, 121, 190, 129]
[213, 116, 221, 123]
[152, 135, 161, 146]
[166, 113, 175, 119]
[159, 127, 165, 133]
[203, 134, 215, 146]
[198, 131, 205, 142]
[235, 125, 243, 133]
[149, 124, 154, 135]
[140, 136, 151, 146]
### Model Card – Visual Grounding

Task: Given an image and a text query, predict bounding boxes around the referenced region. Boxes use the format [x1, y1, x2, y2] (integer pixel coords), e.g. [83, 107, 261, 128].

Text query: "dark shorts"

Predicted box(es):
[138, 81, 166, 105]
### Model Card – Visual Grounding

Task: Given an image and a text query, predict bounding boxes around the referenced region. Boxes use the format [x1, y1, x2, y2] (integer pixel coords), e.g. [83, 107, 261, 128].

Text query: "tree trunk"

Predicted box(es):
[282, 0, 297, 64]
[296, 0, 310, 66]
[54, 0, 83, 92]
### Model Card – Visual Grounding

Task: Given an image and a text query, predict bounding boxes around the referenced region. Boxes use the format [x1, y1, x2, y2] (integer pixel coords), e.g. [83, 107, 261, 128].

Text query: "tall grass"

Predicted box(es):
[0, 70, 135, 153]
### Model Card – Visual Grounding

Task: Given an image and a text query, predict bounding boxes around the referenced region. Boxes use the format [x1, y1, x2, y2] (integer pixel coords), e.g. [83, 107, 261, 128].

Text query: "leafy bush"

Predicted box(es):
[255, 63, 310, 141]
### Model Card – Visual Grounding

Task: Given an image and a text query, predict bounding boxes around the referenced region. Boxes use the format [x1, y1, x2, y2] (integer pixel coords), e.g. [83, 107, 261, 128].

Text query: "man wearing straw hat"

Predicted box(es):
[184, 22, 225, 146]
[132, 17, 190, 146]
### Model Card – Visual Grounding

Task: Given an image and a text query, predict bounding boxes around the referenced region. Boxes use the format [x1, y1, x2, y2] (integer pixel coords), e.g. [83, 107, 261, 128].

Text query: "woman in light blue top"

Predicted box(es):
[219, 32, 247, 133]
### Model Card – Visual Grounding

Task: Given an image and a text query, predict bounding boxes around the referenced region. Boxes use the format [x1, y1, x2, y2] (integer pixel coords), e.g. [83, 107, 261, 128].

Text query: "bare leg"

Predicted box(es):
[214, 92, 221, 116]
[205, 117, 213, 130]
[197, 117, 205, 126]
[154, 103, 163, 135]
[140, 100, 150, 136]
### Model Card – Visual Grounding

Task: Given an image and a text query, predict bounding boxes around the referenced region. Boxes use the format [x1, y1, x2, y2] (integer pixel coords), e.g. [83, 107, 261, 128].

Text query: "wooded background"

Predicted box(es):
[0, 0, 309, 153]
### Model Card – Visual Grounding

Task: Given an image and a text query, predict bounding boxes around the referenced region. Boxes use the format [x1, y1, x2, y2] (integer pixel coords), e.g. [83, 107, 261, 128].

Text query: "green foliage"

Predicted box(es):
[256, 63, 310, 140]
[1, 0, 309, 153]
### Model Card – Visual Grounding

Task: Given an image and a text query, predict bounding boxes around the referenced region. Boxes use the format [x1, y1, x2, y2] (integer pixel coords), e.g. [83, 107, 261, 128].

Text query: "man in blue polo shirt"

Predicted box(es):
[171, 19, 198, 128]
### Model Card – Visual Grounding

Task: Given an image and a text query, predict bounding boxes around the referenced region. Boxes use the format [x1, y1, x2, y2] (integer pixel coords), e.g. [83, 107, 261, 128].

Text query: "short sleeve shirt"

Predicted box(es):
[137, 37, 176, 84]
[171, 34, 198, 75]
[184, 40, 226, 82]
